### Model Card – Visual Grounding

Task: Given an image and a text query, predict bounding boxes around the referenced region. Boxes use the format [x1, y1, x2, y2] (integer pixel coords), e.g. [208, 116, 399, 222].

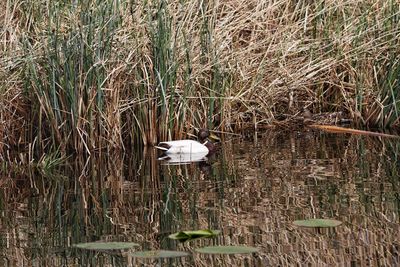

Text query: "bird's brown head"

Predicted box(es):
[197, 128, 210, 142]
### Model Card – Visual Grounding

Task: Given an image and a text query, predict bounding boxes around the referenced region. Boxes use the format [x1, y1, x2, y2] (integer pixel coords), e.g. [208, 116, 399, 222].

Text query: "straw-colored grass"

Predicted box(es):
[1, 0, 400, 155]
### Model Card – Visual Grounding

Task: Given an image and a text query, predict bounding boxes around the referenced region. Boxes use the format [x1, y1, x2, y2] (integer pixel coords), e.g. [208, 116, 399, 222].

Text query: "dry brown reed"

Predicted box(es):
[1, 0, 400, 156]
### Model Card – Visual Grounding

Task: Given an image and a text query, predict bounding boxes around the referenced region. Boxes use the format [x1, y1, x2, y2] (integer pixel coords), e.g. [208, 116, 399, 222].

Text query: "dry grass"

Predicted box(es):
[1, 0, 400, 155]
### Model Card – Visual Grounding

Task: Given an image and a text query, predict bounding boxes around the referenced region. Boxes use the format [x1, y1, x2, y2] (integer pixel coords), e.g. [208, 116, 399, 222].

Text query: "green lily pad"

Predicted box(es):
[195, 245, 259, 255]
[169, 229, 220, 242]
[293, 219, 342, 228]
[131, 250, 190, 259]
[73, 242, 140, 250]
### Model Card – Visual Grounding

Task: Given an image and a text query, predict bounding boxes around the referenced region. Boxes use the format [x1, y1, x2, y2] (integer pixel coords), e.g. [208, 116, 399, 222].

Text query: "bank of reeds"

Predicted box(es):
[1, 0, 400, 155]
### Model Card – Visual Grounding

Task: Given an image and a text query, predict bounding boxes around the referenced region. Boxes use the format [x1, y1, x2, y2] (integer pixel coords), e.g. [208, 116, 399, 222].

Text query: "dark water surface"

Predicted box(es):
[1, 130, 400, 266]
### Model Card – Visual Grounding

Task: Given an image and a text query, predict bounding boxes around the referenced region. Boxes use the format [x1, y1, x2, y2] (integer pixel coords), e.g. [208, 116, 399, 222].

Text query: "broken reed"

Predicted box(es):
[1, 0, 400, 156]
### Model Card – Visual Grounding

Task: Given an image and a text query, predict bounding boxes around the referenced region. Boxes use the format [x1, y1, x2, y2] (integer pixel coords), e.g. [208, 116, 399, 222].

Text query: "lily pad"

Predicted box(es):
[293, 219, 342, 228]
[195, 245, 259, 255]
[169, 229, 220, 242]
[131, 250, 190, 259]
[73, 242, 140, 250]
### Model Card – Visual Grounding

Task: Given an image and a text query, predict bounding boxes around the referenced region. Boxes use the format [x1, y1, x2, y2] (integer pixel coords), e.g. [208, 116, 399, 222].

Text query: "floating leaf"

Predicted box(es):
[195, 245, 259, 255]
[169, 229, 220, 242]
[293, 219, 342, 228]
[73, 242, 140, 250]
[131, 250, 190, 259]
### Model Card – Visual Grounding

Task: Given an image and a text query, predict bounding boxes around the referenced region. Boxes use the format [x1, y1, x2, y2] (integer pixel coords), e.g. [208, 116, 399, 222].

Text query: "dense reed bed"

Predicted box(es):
[1, 0, 400, 155]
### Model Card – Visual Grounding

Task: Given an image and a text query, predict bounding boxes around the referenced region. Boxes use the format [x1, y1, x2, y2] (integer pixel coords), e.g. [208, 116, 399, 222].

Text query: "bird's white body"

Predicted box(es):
[158, 151, 208, 164]
[157, 140, 209, 154]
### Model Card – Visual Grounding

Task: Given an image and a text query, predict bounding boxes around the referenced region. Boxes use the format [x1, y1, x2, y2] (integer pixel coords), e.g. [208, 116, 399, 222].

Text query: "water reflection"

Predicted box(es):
[1, 131, 400, 266]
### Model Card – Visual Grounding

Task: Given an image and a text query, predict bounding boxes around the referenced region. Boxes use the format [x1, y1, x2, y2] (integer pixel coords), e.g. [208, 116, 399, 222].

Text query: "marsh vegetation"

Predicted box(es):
[1, 1, 400, 266]
[1, 0, 400, 156]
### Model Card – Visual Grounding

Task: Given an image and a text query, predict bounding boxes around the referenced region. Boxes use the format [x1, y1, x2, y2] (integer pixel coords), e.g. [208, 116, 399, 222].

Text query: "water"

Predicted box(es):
[1, 130, 400, 266]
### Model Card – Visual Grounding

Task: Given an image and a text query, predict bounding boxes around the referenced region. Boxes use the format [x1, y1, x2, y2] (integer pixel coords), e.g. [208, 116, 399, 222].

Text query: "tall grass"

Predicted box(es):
[20, 0, 121, 154]
[1, 0, 400, 156]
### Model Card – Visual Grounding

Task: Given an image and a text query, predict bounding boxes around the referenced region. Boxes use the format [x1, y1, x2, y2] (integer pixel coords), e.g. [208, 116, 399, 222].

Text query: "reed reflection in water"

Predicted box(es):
[0, 131, 400, 266]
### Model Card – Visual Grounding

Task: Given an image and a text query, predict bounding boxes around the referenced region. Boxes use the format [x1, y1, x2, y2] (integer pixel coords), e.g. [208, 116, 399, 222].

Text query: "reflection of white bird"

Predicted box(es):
[155, 129, 217, 155]
[158, 151, 208, 165]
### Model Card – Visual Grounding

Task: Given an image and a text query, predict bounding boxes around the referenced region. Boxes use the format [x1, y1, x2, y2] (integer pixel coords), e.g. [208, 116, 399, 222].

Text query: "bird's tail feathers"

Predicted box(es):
[155, 146, 168, 151]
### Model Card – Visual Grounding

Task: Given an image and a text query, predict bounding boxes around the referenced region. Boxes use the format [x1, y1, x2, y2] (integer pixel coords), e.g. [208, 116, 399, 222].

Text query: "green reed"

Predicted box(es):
[378, 1, 400, 127]
[379, 58, 400, 127]
[128, 0, 225, 144]
[150, 0, 178, 141]
[22, 0, 120, 153]
[352, 1, 400, 127]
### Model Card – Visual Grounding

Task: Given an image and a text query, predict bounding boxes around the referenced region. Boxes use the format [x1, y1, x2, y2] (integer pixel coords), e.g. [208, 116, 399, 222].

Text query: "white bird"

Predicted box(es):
[155, 129, 217, 155]
[156, 139, 210, 154]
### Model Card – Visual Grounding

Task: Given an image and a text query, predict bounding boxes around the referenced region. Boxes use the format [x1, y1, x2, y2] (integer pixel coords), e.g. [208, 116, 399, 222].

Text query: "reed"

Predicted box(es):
[19, 0, 122, 154]
[1, 0, 400, 155]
